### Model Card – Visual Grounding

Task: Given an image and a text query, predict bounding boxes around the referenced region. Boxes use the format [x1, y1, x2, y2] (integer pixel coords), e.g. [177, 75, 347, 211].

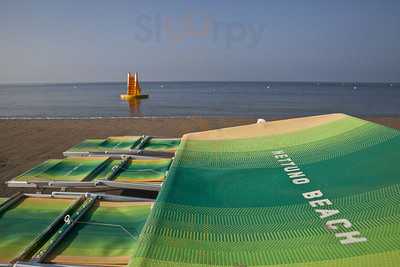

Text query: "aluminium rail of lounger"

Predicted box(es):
[63, 135, 181, 159]
[0, 191, 152, 267]
[6, 156, 172, 191]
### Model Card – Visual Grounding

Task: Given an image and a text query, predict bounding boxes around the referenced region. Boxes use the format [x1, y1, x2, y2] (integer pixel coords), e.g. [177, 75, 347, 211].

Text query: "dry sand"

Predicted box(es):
[1, 116, 399, 197]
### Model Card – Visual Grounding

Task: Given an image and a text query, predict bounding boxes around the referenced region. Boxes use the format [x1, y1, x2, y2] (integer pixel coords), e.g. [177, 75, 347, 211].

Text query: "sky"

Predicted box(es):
[0, 0, 399, 83]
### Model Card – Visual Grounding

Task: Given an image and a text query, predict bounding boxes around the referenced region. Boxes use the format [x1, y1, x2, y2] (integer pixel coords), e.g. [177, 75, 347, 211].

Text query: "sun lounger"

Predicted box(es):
[130, 113, 400, 266]
[0, 192, 151, 267]
[63, 136, 180, 158]
[7, 157, 172, 191]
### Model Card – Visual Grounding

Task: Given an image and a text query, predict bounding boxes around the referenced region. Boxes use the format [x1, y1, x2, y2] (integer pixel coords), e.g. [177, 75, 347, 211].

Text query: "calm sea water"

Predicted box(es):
[0, 82, 399, 118]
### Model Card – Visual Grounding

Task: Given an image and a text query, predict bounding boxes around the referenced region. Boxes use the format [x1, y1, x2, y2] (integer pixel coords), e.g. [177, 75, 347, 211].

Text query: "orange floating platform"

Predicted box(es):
[120, 72, 149, 100]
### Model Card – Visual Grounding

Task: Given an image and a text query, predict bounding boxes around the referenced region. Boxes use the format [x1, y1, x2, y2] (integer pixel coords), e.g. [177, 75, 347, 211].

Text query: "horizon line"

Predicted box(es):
[0, 80, 399, 85]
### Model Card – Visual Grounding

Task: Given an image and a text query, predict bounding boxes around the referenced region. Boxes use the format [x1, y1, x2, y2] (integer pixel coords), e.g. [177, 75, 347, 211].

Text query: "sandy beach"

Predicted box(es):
[1, 116, 399, 197]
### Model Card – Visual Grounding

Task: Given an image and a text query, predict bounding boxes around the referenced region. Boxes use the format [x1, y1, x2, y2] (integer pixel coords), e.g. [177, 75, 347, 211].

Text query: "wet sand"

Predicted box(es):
[1, 116, 399, 197]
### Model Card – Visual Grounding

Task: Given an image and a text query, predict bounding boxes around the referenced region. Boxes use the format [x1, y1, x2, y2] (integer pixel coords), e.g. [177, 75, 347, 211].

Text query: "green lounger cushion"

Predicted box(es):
[142, 138, 181, 152]
[96, 158, 172, 183]
[14, 157, 110, 182]
[47, 201, 152, 267]
[67, 136, 142, 152]
[13, 157, 171, 184]
[0, 197, 74, 263]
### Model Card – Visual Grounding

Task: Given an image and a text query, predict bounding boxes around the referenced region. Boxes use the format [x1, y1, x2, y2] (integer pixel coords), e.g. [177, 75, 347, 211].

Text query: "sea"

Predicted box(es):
[0, 82, 399, 118]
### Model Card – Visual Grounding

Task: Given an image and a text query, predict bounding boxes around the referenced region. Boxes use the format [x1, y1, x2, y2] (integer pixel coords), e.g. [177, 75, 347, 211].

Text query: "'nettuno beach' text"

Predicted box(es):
[272, 150, 367, 245]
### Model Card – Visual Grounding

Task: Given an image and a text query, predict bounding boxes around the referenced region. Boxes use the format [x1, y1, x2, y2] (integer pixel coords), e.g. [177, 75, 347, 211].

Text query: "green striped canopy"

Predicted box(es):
[131, 114, 400, 266]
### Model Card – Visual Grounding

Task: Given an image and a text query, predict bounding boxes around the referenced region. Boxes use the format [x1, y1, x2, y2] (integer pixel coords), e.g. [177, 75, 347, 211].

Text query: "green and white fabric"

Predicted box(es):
[131, 114, 400, 267]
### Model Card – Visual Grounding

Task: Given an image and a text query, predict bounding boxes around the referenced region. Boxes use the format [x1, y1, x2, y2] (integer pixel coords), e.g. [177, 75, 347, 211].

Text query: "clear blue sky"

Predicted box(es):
[1, 0, 399, 83]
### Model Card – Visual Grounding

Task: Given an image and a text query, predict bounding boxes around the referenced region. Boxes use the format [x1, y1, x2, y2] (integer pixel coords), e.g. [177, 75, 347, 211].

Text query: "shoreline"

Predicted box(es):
[1, 116, 399, 197]
[1, 114, 399, 120]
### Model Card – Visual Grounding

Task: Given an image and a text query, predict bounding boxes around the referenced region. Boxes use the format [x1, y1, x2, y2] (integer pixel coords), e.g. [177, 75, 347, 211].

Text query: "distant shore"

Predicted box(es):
[1, 116, 399, 197]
